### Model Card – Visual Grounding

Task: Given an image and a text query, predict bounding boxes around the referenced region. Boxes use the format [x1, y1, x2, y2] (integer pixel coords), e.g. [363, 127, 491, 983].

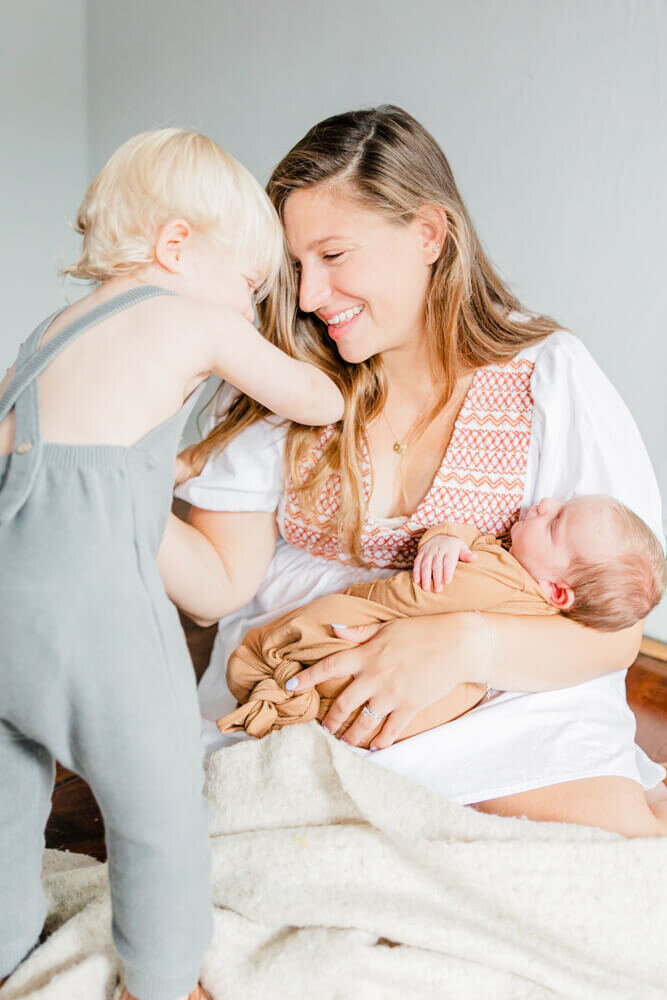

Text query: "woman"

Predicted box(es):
[163, 106, 666, 836]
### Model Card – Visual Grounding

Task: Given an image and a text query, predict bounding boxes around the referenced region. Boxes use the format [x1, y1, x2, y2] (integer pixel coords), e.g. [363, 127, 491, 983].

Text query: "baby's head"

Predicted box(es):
[509, 495, 666, 631]
[63, 128, 283, 311]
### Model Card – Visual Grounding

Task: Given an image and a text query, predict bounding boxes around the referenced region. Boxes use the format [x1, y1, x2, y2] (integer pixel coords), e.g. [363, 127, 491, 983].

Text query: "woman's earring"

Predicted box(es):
[431, 243, 441, 260]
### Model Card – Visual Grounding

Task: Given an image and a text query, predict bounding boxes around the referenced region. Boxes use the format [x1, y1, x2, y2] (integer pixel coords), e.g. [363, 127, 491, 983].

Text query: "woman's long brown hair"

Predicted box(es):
[190, 106, 560, 562]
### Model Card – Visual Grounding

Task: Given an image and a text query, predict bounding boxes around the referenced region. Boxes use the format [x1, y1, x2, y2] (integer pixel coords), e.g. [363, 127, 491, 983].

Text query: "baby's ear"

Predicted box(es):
[539, 579, 575, 611]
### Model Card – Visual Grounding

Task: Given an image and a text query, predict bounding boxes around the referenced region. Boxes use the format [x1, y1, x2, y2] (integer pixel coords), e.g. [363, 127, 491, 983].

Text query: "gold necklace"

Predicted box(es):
[383, 407, 423, 455]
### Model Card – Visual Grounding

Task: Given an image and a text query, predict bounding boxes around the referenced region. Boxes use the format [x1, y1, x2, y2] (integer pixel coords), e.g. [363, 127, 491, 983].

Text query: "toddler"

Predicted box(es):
[0, 129, 343, 1000]
[219, 495, 666, 747]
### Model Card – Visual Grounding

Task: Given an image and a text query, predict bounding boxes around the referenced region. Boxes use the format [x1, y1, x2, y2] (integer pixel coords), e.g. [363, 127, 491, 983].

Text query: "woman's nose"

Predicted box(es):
[298, 264, 330, 314]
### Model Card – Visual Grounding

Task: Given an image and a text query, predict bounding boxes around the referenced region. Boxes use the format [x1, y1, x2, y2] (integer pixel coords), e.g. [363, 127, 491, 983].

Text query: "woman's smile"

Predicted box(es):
[321, 304, 365, 340]
[283, 185, 434, 363]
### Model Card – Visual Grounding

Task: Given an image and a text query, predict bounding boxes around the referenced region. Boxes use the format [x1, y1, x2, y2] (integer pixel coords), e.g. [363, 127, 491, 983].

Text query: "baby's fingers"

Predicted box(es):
[443, 549, 460, 584]
[430, 554, 445, 592]
[417, 552, 435, 592]
[458, 546, 478, 564]
[412, 551, 425, 585]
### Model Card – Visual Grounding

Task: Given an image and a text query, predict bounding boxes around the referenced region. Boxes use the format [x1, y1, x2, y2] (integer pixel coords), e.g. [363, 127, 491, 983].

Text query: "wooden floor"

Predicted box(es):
[46, 624, 667, 863]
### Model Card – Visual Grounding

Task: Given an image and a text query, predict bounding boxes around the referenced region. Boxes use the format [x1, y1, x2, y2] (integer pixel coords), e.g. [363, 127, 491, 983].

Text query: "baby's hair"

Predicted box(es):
[564, 499, 666, 632]
[63, 127, 283, 299]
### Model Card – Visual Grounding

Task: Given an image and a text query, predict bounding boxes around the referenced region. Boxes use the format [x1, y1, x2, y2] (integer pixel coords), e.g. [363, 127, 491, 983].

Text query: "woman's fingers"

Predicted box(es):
[175, 444, 205, 486]
[174, 454, 191, 487]
[286, 623, 384, 693]
[369, 707, 418, 750]
[339, 697, 393, 746]
[332, 623, 384, 643]
[321, 674, 379, 734]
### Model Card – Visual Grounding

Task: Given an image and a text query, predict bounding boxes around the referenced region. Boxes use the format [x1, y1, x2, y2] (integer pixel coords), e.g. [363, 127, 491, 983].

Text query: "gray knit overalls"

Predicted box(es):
[0, 288, 212, 1000]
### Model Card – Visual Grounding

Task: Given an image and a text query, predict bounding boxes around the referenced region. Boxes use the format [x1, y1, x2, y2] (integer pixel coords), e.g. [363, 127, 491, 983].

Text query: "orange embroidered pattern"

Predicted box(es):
[279, 359, 535, 569]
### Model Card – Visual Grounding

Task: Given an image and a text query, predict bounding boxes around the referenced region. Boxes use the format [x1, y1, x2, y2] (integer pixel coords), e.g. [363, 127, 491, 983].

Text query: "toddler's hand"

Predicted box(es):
[412, 534, 477, 592]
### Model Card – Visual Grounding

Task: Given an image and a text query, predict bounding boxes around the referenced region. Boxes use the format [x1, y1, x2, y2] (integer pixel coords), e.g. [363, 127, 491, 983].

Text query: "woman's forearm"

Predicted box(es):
[287, 609, 643, 748]
[158, 507, 278, 625]
[157, 514, 239, 624]
[462, 612, 643, 692]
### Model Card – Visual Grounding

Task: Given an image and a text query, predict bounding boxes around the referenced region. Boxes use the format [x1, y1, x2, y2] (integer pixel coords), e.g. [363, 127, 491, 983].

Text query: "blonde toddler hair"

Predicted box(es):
[565, 499, 666, 632]
[63, 127, 283, 298]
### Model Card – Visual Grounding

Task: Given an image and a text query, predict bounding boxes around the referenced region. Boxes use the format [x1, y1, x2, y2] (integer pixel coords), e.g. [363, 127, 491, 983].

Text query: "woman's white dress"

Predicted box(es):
[176, 331, 665, 804]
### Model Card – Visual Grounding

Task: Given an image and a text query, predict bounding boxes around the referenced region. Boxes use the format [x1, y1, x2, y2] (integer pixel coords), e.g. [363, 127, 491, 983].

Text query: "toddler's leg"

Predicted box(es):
[68, 619, 213, 1000]
[0, 721, 54, 980]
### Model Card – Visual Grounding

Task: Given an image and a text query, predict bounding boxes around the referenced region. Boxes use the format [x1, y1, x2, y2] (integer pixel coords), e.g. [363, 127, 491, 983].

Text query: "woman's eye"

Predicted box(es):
[323, 251, 347, 262]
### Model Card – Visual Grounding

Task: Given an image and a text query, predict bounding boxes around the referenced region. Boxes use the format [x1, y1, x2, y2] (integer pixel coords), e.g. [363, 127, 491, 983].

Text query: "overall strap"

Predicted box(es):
[0, 286, 173, 423]
[0, 311, 63, 424]
[0, 285, 174, 526]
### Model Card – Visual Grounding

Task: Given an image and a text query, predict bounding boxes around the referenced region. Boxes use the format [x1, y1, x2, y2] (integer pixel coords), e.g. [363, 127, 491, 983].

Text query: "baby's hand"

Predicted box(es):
[412, 534, 478, 592]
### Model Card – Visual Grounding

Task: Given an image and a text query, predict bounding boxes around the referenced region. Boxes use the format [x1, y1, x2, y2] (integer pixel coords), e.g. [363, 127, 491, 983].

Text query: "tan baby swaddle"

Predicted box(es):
[218, 522, 556, 748]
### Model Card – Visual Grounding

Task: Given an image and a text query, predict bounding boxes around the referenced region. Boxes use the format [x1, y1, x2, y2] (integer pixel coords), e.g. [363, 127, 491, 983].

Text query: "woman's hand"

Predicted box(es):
[175, 444, 207, 487]
[287, 613, 490, 749]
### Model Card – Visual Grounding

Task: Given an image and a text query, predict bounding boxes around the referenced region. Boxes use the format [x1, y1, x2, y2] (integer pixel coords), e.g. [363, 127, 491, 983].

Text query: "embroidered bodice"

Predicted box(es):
[279, 358, 535, 568]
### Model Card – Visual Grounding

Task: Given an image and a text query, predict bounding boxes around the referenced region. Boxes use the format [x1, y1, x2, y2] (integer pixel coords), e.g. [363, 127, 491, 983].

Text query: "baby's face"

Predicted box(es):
[509, 496, 609, 584]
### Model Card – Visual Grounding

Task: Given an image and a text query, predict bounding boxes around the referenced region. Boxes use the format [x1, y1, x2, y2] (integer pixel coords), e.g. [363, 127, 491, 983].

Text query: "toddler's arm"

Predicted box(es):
[186, 299, 343, 425]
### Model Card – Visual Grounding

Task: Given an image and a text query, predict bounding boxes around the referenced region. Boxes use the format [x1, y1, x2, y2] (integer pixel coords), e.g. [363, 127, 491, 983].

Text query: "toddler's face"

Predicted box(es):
[509, 496, 608, 585]
[178, 231, 260, 321]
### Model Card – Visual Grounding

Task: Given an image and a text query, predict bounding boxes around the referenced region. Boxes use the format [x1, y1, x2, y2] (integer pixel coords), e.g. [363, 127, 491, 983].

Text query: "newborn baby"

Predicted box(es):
[218, 495, 666, 748]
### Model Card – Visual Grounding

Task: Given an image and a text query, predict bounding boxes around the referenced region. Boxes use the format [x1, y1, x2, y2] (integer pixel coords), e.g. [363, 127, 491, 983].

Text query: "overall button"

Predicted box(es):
[16, 441, 33, 455]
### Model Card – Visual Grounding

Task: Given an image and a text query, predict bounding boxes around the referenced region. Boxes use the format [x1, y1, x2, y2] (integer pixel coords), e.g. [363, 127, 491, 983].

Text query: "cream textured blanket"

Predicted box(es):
[2, 724, 666, 1000]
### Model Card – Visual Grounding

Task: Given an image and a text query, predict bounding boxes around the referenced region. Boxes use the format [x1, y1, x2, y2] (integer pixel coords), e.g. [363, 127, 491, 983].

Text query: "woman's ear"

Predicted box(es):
[154, 218, 193, 273]
[414, 204, 448, 265]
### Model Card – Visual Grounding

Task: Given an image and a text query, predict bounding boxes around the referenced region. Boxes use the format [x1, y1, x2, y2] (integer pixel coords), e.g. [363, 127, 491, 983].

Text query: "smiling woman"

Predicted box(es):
[171, 106, 666, 837]
[283, 188, 437, 363]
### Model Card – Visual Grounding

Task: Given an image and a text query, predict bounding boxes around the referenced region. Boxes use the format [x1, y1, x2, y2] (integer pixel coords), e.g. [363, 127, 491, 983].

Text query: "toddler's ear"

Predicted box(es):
[539, 579, 575, 611]
[155, 218, 192, 272]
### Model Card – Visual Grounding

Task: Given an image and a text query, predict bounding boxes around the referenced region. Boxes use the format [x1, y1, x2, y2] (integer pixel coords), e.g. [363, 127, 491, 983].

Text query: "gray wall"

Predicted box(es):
[85, 0, 667, 639]
[5, 0, 667, 637]
[1, 0, 87, 367]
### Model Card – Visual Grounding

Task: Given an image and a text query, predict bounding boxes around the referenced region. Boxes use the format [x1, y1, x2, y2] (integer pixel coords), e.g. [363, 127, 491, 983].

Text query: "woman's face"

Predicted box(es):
[283, 185, 436, 364]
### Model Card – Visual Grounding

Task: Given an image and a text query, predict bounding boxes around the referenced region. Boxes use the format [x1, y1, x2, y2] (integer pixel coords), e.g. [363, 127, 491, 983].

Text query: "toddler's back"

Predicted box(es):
[0, 285, 199, 457]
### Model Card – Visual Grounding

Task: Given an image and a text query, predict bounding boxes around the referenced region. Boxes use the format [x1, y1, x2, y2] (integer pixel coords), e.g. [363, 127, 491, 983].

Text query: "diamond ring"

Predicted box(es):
[361, 704, 386, 723]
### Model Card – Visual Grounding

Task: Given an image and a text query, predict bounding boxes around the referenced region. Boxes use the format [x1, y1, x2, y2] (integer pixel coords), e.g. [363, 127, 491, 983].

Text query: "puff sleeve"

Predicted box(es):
[522, 331, 664, 546]
[174, 383, 288, 513]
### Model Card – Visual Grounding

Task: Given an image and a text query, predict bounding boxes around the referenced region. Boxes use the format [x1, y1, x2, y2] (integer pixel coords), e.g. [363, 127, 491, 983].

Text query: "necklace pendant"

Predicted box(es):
[393, 441, 408, 455]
